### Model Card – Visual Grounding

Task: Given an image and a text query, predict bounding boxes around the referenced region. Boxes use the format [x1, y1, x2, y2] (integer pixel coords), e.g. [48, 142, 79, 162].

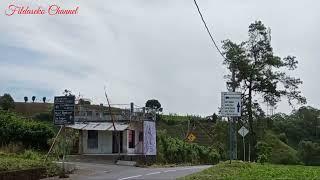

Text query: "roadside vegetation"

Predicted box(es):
[0, 149, 59, 177]
[0, 109, 60, 177]
[180, 161, 320, 180]
[156, 130, 220, 165]
[0, 110, 55, 149]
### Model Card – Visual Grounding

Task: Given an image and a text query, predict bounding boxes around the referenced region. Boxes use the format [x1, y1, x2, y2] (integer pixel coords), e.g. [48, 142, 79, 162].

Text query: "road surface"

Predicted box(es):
[43, 162, 211, 180]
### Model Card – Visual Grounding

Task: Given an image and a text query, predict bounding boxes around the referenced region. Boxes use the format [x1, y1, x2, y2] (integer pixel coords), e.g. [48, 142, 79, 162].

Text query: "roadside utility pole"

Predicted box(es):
[231, 69, 237, 160]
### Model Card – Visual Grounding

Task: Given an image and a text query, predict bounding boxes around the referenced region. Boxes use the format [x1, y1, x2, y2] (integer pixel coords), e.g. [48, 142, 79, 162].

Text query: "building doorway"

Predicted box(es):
[112, 131, 123, 153]
[87, 130, 98, 149]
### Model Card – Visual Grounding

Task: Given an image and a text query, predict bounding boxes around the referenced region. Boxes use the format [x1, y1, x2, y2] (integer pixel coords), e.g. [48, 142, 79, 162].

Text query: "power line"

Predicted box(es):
[192, 0, 227, 60]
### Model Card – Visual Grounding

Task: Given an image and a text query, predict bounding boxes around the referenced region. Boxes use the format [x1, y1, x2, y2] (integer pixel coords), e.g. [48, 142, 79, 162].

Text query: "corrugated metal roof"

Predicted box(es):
[66, 123, 88, 130]
[67, 122, 129, 131]
[108, 123, 129, 131]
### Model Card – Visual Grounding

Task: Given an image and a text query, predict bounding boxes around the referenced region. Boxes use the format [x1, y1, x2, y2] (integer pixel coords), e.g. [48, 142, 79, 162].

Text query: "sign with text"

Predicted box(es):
[221, 92, 241, 117]
[54, 96, 75, 125]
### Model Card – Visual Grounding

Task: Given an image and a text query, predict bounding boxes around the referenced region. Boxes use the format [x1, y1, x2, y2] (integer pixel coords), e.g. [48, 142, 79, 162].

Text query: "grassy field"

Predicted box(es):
[0, 150, 59, 176]
[180, 161, 320, 180]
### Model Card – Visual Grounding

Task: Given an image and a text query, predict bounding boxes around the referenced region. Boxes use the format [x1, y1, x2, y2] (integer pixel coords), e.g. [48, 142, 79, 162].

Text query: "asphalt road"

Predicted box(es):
[44, 162, 211, 180]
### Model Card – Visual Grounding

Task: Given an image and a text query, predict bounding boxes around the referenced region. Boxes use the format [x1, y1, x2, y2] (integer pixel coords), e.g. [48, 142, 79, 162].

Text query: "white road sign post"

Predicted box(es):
[238, 126, 249, 161]
[221, 92, 242, 163]
[221, 92, 242, 117]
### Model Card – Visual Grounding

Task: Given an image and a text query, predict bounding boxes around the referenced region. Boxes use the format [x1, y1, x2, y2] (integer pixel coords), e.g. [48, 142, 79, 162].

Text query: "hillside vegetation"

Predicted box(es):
[158, 114, 228, 159]
[0, 110, 55, 149]
[159, 106, 320, 166]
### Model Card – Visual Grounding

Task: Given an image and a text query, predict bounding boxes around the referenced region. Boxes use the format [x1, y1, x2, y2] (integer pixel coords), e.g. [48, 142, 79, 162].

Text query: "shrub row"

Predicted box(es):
[0, 111, 54, 150]
[157, 130, 220, 165]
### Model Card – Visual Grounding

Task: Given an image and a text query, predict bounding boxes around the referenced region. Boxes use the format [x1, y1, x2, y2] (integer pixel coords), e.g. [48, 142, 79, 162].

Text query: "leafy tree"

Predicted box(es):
[24, 96, 28, 103]
[146, 99, 162, 110]
[0, 93, 15, 110]
[272, 106, 320, 148]
[256, 141, 272, 164]
[32, 96, 36, 103]
[43, 97, 46, 103]
[222, 21, 306, 159]
[298, 140, 320, 165]
[211, 113, 218, 123]
[63, 89, 72, 96]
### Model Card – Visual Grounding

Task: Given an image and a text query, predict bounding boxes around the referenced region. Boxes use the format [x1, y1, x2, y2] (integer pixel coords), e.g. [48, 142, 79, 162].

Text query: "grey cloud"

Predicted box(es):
[0, 0, 319, 115]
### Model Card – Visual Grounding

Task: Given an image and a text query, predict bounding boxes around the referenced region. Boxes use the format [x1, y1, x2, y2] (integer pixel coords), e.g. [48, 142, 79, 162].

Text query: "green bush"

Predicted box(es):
[256, 141, 272, 164]
[257, 154, 268, 164]
[0, 150, 60, 177]
[0, 111, 55, 150]
[156, 130, 219, 165]
[261, 131, 301, 165]
[272, 148, 301, 165]
[298, 140, 320, 166]
[20, 150, 43, 161]
[278, 133, 288, 144]
[48, 128, 79, 159]
[32, 112, 53, 122]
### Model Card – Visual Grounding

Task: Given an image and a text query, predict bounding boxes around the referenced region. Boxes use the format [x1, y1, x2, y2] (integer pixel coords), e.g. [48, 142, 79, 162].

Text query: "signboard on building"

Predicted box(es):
[221, 92, 241, 117]
[187, 132, 196, 142]
[54, 96, 75, 125]
[143, 121, 156, 155]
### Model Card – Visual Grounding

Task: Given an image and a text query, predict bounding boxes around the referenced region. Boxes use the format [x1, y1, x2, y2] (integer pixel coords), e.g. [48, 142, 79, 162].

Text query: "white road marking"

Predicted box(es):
[180, 167, 197, 170]
[118, 175, 142, 180]
[163, 170, 177, 173]
[145, 171, 161, 175]
[117, 166, 211, 180]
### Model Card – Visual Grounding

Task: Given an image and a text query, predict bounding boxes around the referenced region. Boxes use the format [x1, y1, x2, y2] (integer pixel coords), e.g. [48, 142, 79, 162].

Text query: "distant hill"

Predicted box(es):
[13, 102, 52, 117]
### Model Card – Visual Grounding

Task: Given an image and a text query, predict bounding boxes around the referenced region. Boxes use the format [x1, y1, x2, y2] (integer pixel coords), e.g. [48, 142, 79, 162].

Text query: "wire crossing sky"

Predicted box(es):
[0, 0, 319, 115]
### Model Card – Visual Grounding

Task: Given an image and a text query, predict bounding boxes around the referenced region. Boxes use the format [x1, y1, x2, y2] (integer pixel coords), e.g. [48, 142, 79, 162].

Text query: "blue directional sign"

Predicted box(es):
[221, 92, 242, 117]
[54, 96, 75, 125]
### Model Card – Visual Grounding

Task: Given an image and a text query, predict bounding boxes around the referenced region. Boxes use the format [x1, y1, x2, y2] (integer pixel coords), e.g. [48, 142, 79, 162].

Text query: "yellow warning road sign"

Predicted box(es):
[187, 132, 196, 142]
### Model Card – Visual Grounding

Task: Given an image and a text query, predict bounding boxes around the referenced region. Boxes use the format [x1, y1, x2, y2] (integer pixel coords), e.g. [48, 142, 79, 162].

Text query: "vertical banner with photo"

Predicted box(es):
[143, 121, 156, 155]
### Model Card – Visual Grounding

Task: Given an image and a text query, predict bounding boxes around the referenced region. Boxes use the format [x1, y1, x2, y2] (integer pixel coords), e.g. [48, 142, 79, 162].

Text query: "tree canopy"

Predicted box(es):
[222, 21, 306, 159]
[24, 96, 28, 103]
[0, 93, 15, 110]
[32, 96, 36, 103]
[145, 99, 162, 110]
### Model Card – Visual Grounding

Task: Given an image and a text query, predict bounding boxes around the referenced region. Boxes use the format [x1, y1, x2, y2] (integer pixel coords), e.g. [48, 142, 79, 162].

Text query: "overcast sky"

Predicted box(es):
[0, 0, 319, 116]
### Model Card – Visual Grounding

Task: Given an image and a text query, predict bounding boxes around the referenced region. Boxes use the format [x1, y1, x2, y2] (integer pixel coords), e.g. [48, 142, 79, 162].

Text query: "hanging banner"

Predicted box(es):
[143, 121, 157, 155]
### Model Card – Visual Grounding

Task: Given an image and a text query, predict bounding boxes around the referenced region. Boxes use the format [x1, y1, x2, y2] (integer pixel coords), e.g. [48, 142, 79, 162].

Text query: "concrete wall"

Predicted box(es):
[122, 130, 127, 153]
[126, 122, 143, 154]
[80, 122, 144, 154]
[82, 130, 113, 154]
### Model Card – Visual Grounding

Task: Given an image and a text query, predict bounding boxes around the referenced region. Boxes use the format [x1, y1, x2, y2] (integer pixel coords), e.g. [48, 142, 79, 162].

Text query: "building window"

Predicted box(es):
[86, 111, 93, 116]
[128, 130, 135, 148]
[87, 130, 98, 149]
[139, 131, 143, 142]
